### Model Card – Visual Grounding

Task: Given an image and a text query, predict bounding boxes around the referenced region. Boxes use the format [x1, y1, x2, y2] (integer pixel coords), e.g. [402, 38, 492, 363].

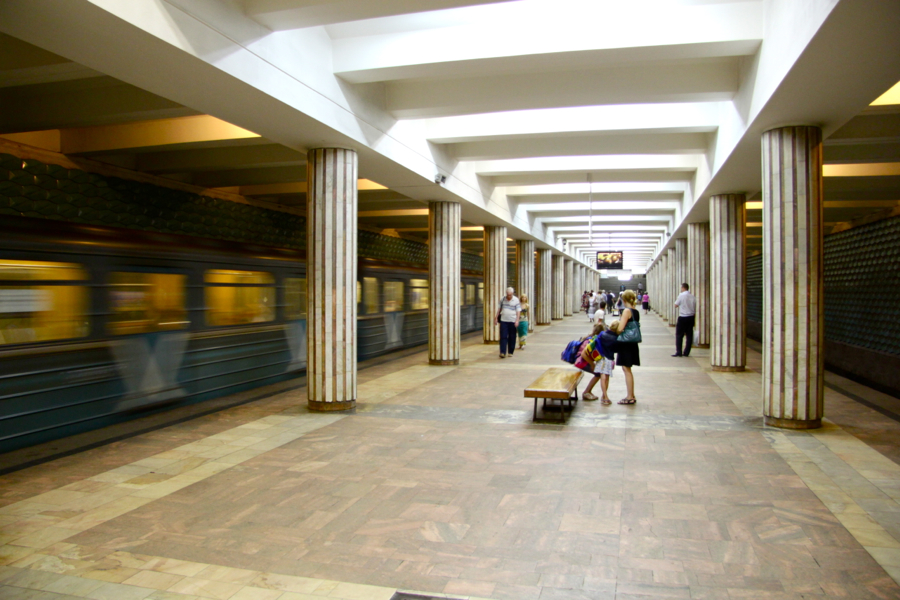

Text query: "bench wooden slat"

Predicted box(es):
[524, 367, 583, 399]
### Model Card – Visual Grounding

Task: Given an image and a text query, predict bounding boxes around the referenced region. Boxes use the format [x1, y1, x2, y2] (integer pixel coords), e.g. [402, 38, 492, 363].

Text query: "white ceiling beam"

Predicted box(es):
[384, 62, 739, 118]
[418, 103, 722, 144]
[245, 0, 512, 30]
[332, 1, 761, 82]
[470, 154, 704, 177]
[449, 132, 711, 160]
[504, 182, 688, 196]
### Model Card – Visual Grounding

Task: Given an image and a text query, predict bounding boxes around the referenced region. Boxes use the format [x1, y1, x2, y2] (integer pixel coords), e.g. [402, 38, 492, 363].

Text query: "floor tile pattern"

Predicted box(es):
[2, 314, 900, 599]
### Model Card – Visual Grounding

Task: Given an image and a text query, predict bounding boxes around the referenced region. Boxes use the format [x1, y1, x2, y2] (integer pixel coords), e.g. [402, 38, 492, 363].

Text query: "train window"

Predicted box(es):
[466, 284, 476, 306]
[0, 260, 89, 345]
[357, 281, 362, 306]
[205, 270, 275, 326]
[409, 279, 428, 310]
[363, 277, 379, 314]
[285, 277, 307, 320]
[477, 282, 484, 304]
[384, 280, 404, 312]
[108, 273, 187, 335]
[460, 283, 466, 306]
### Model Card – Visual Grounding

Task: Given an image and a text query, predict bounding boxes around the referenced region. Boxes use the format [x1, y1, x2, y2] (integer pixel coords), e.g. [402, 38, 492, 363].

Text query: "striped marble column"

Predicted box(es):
[658, 254, 667, 320]
[563, 259, 573, 316]
[762, 126, 824, 429]
[483, 225, 506, 343]
[675, 237, 688, 321]
[428, 201, 460, 365]
[710, 194, 746, 372]
[688, 222, 711, 348]
[537, 248, 552, 325]
[552, 254, 564, 320]
[516, 240, 535, 332]
[667, 248, 678, 325]
[306, 148, 357, 411]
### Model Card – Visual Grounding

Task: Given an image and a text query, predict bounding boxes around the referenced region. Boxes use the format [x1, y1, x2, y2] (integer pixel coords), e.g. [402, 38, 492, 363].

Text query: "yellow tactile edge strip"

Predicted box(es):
[710, 367, 900, 584]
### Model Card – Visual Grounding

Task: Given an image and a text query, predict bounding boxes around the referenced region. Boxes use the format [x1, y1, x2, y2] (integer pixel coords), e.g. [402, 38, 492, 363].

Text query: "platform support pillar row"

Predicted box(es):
[688, 222, 711, 349]
[762, 126, 825, 430]
[516, 240, 535, 333]
[306, 148, 357, 412]
[483, 225, 506, 343]
[710, 193, 747, 373]
[429, 201, 461, 366]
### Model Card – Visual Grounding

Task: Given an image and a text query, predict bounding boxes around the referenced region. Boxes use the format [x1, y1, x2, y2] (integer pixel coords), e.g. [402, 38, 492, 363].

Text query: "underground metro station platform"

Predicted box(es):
[3, 1, 900, 599]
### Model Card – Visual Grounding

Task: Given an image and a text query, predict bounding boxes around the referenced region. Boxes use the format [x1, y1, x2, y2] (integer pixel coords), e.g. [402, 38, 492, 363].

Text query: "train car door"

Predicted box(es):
[105, 268, 191, 411]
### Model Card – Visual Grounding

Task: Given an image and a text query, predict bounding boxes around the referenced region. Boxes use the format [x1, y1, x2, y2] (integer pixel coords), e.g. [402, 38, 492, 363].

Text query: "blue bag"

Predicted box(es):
[561, 338, 584, 364]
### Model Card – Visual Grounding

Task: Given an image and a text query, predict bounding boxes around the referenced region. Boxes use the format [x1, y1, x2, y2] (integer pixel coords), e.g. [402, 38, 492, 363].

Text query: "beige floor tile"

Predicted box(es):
[86, 581, 157, 600]
[228, 586, 284, 600]
[123, 569, 186, 590]
[42, 574, 107, 596]
[167, 577, 243, 600]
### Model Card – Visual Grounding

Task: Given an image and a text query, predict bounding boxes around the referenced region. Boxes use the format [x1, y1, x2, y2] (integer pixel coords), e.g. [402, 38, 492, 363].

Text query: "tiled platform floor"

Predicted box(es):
[3, 313, 900, 599]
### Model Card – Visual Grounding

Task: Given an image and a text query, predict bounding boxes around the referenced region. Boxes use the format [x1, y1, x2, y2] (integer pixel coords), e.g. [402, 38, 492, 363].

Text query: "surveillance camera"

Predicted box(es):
[434, 174, 447, 184]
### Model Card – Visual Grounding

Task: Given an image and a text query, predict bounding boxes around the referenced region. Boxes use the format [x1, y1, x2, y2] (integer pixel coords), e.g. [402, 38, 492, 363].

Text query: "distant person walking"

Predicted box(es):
[495, 287, 521, 359]
[672, 282, 697, 357]
[587, 292, 599, 323]
[642, 292, 650, 314]
[517, 295, 530, 350]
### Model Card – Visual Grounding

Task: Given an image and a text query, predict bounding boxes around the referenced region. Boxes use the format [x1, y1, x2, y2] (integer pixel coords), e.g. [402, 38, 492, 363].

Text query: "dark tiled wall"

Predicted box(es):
[747, 214, 900, 357]
[0, 153, 485, 272]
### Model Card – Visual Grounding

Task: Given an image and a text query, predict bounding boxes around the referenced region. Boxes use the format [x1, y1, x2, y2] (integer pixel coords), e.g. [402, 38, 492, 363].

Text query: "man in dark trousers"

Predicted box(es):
[672, 282, 697, 357]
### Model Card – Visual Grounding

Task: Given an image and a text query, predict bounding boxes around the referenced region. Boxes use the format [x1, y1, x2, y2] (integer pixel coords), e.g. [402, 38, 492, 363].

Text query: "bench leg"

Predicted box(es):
[533, 398, 537, 422]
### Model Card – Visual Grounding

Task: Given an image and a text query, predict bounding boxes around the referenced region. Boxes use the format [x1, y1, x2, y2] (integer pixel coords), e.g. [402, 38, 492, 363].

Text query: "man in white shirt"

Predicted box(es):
[495, 287, 521, 358]
[673, 282, 697, 357]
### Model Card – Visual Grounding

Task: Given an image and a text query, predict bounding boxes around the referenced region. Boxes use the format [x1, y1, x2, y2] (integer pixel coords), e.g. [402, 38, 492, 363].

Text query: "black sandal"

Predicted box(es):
[617, 398, 636, 405]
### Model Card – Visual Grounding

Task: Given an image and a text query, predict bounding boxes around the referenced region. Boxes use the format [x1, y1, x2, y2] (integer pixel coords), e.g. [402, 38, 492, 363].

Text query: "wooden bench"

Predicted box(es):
[524, 367, 584, 422]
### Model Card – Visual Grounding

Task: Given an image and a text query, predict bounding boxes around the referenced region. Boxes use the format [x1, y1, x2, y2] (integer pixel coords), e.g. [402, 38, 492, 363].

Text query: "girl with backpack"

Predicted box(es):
[575, 322, 617, 404]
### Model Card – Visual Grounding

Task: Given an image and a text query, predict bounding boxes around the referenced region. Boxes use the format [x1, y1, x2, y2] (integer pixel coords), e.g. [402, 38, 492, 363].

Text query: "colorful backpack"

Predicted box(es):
[561, 338, 584, 364]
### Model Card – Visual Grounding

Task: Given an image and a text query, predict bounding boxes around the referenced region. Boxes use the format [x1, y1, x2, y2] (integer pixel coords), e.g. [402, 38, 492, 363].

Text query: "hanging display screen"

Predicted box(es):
[596, 251, 624, 270]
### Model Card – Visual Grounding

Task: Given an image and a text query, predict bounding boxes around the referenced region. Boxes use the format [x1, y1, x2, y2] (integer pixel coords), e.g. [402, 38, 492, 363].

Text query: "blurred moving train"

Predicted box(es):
[0, 216, 485, 453]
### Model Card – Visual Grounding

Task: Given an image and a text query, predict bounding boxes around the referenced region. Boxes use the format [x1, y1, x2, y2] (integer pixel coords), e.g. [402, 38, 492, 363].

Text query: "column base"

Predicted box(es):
[429, 359, 459, 366]
[483, 340, 499, 345]
[668, 323, 676, 327]
[537, 321, 551, 325]
[694, 344, 710, 349]
[308, 399, 356, 412]
[551, 318, 563, 321]
[711, 365, 745, 372]
[764, 415, 822, 430]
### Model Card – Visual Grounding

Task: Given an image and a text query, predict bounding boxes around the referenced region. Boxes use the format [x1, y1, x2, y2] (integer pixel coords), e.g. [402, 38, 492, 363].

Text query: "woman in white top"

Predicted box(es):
[587, 292, 598, 323]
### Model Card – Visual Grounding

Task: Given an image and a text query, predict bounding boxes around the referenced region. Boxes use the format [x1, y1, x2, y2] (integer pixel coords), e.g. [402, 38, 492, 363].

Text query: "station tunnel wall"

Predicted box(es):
[747, 214, 900, 397]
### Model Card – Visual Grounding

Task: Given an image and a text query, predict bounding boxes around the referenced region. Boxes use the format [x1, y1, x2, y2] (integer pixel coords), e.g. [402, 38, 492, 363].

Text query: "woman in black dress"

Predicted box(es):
[615, 290, 640, 404]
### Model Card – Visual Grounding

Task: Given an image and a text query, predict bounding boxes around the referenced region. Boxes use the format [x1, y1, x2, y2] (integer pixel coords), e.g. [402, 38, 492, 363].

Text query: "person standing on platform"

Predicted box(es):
[615, 290, 640, 404]
[642, 291, 650, 314]
[517, 295, 530, 350]
[672, 282, 697, 357]
[587, 292, 598, 323]
[495, 287, 521, 359]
